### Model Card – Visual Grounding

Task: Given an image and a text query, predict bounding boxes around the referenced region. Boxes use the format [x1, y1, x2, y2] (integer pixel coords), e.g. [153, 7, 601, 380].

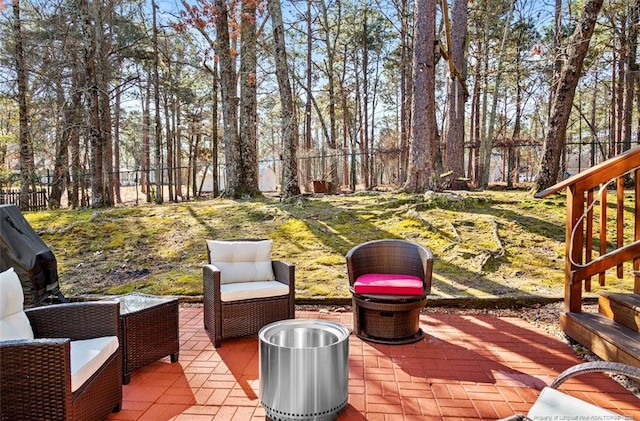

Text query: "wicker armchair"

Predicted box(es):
[0, 269, 122, 421]
[497, 361, 640, 420]
[203, 239, 295, 348]
[346, 239, 433, 344]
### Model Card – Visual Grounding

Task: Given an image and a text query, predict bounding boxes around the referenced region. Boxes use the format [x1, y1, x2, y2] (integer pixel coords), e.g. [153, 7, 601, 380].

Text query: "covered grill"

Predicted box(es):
[0, 204, 67, 307]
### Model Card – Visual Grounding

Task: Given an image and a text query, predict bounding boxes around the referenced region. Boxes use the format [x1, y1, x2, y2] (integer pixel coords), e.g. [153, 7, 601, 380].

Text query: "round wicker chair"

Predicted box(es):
[345, 239, 433, 344]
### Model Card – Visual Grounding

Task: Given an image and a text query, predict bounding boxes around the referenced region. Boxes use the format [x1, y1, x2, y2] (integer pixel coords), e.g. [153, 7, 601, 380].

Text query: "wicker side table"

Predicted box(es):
[110, 293, 180, 384]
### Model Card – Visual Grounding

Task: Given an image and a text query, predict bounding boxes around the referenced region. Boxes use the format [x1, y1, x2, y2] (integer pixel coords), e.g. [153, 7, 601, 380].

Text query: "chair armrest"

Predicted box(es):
[203, 264, 222, 295]
[272, 260, 295, 288]
[1, 338, 72, 415]
[550, 361, 640, 389]
[417, 245, 434, 295]
[25, 301, 119, 340]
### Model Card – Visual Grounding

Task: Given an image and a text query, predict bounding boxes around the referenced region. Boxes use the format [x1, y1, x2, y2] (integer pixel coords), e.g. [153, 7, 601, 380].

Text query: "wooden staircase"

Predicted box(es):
[536, 146, 640, 367]
[562, 293, 640, 366]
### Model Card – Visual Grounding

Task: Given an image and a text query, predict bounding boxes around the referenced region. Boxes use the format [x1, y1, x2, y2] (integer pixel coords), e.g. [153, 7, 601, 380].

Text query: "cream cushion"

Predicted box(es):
[207, 240, 275, 284]
[527, 387, 618, 418]
[0, 267, 35, 341]
[70, 336, 119, 392]
[220, 280, 290, 302]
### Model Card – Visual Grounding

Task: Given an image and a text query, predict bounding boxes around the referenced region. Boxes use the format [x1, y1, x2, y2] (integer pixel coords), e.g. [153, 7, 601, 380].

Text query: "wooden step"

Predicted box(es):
[562, 312, 640, 367]
[598, 292, 640, 333]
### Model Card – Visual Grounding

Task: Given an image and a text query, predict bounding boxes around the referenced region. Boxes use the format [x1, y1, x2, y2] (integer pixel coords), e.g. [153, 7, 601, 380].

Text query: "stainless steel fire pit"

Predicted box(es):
[259, 320, 349, 421]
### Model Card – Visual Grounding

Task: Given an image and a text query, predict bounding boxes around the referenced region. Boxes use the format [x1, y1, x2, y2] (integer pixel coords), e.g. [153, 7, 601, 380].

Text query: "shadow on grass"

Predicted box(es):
[289, 199, 529, 298]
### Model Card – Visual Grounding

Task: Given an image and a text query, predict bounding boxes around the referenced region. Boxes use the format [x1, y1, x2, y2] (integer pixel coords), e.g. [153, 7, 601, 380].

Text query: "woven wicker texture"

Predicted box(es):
[0, 302, 122, 421]
[203, 239, 295, 348]
[116, 294, 180, 384]
[346, 239, 433, 344]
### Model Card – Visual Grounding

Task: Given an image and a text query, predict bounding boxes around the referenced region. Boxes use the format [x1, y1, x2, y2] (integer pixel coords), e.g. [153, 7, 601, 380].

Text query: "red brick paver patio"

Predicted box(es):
[106, 305, 640, 421]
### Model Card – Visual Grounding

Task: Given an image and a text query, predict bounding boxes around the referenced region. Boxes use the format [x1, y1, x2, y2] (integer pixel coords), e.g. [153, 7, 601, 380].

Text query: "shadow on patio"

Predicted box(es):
[106, 305, 640, 421]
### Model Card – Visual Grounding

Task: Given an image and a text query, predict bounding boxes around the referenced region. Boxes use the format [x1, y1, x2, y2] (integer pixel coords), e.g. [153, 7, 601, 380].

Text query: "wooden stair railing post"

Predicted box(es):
[635, 167, 640, 294]
[585, 188, 594, 292]
[566, 185, 585, 313]
[617, 177, 625, 279]
[600, 186, 607, 286]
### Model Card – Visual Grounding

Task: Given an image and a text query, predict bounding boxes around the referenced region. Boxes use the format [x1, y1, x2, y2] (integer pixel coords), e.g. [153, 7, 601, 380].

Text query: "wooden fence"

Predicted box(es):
[0, 190, 48, 211]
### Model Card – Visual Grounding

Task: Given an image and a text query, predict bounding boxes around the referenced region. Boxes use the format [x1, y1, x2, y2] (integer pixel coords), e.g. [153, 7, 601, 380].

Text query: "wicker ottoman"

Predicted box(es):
[109, 293, 180, 384]
[352, 295, 427, 344]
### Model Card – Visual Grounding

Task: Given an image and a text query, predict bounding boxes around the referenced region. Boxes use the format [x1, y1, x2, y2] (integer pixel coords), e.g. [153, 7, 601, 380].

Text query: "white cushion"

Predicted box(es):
[70, 336, 119, 392]
[207, 240, 275, 284]
[220, 281, 290, 302]
[0, 267, 34, 341]
[527, 387, 618, 418]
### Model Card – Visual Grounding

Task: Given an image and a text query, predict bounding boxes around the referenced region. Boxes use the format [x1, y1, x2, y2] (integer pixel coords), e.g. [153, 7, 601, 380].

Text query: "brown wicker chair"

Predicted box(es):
[497, 361, 640, 420]
[203, 239, 295, 348]
[1, 269, 122, 421]
[346, 239, 433, 344]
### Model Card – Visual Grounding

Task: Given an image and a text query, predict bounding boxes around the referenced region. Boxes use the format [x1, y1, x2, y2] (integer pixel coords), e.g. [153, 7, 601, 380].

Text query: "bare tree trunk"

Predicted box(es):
[142, 77, 151, 201]
[403, 0, 437, 192]
[51, 64, 83, 209]
[478, 2, 490, 187]
[210, 65, 219, 197]
[304, 0, 313, 192]
[214, 0, 240, 197]
[239, 0, 260, 196]
[318, 0, 340, 186]
[551, 0, 563, 118]
[192, 131, 200, 197]
[98, 2, 114, 207]
[13, 0, 35, 211]
[162, 51, 175, 203]
[152, 0, 163, 204]
[479, 0, 514, 189]
[623, 0, 639, 153]
[399, 0, 411, 184]
[470, 42, 482, 184]
[164, 89, 174, 202]
[79, 0, 106, 208]
[114, 63, 123, 204]
[268, 0, 300, 198]
[99, 60, 113, 207]
[369, 59, 380, 187]
[69, 73, 82, 209]
[615, 19, 626, 156]
[509, 20, 527, 187]
[444, 0, 468, 187]
[362, 8, 370, 189]
[340, 45, 350, 190]
[535, 0, 604, 193]
[175, 77, 183, 200]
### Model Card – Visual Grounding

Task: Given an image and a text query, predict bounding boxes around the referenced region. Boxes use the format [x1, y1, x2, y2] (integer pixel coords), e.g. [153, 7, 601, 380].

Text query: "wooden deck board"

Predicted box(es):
[562, 312, 640, 367]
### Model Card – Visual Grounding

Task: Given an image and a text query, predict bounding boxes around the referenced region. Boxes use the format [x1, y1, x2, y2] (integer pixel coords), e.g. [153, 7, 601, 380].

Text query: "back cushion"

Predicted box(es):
[0, 267, 35, 341]
[207, 240, 275, 284]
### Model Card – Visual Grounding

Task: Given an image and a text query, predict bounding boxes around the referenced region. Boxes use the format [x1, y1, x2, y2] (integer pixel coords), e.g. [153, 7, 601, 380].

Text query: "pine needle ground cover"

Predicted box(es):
[24, 190, 636, 302]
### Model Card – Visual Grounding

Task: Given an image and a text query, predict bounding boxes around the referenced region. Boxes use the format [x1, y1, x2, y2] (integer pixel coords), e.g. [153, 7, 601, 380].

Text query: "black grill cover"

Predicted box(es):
[0, 204, 66, 307]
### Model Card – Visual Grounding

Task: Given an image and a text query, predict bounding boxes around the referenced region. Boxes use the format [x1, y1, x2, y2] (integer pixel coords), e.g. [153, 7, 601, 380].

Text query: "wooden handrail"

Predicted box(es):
[535, 145, 640, 313]
[535, 146, 640, 199]
[571, 241, 640, 284]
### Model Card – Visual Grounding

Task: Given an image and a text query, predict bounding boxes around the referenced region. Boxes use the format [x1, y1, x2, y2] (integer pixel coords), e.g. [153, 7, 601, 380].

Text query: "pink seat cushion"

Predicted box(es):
[353, 273, 424, 296]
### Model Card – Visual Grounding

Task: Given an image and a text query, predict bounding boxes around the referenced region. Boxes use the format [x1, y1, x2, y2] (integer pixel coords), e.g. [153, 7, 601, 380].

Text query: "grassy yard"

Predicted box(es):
[23, 189, 637, 302]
